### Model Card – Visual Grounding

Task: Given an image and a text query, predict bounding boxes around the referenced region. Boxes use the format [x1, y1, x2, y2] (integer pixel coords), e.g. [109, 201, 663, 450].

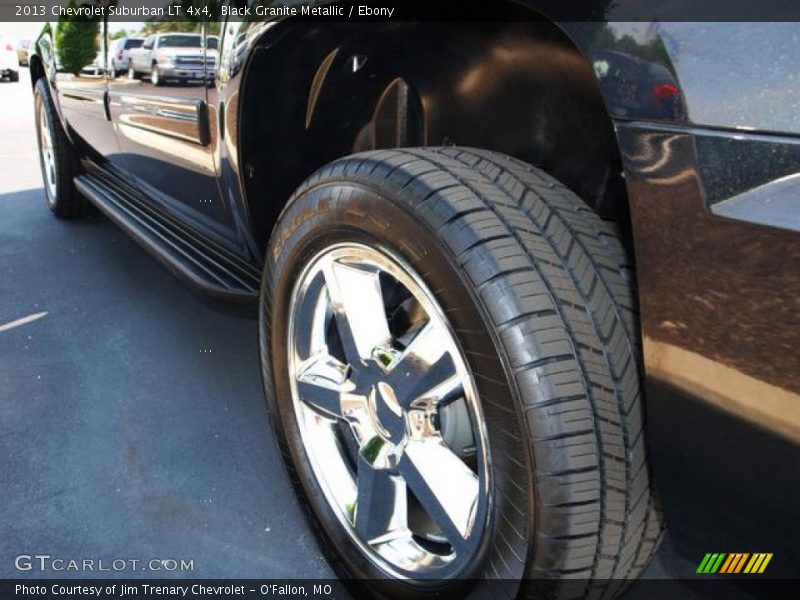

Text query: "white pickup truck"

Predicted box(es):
[127, 32, 216, 86]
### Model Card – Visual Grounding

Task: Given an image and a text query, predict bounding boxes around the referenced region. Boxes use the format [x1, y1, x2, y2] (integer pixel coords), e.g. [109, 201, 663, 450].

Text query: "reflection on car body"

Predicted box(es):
[128, 32, 216, 86]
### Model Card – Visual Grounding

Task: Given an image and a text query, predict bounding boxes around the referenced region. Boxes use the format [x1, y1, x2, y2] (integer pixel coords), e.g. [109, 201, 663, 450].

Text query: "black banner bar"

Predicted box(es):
[1, 0, 800, 23]
[3, 579, 800, 600]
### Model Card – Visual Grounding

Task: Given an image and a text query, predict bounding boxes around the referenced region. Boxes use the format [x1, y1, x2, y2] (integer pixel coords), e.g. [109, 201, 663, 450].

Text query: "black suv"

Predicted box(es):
[29, 5, 800, 596]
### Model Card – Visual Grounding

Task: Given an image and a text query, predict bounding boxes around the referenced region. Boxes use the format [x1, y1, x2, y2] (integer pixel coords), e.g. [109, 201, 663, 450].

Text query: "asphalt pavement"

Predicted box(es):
[0, 68, 757, 598]
[0, 69, 333, 580]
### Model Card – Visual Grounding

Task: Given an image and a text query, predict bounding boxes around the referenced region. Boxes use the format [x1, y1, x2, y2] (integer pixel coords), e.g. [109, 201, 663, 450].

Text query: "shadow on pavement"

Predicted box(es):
[0, 186, 330, 579]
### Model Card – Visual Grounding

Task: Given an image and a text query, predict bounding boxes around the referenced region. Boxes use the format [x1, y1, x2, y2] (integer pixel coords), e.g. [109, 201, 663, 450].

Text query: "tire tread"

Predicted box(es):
[272, 147, 663, 597]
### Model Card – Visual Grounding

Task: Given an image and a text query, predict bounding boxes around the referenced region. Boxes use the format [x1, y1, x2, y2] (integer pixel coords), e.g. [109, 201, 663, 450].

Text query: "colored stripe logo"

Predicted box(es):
[697, 552, 773, 574]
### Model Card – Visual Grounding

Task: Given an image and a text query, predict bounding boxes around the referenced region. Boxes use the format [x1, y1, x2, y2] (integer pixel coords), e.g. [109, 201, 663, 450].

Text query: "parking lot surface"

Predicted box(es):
[0, 69, 755, 598]
[1, 70, 333, 580]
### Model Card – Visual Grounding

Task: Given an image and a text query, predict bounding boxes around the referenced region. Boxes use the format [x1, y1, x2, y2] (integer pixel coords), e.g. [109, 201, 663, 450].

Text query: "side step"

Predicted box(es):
[74, 170, 261, 303]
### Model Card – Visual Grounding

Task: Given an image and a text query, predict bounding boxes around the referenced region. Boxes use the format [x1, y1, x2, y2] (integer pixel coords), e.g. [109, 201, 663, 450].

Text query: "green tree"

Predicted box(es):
[140, 21, 200, 35]
[55, 0, 100, 75]
[139, 0, 223, 35]
[110, 28, 128, 41]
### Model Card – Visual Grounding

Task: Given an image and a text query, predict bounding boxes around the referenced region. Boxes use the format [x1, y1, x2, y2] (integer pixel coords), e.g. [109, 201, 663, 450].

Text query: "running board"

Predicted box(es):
[74, 171, 260, 303]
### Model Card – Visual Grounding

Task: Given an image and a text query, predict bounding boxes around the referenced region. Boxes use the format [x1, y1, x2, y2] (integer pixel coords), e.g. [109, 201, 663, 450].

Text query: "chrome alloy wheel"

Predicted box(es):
[287, 243, 491, 579]
[37, 101, 57, 203]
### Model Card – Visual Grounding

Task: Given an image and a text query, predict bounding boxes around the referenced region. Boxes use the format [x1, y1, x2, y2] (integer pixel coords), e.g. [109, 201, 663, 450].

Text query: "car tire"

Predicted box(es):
[33, 78, 89, 218]
[128, 67, 141, 80]
[151, 65, 163, 86]
[9, 70, 19, 82]
[260, 148, 663, 598]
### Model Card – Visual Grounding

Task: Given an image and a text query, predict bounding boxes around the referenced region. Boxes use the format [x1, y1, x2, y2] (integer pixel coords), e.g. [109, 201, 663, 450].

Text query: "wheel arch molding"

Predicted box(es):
[232, 7, 634, 256]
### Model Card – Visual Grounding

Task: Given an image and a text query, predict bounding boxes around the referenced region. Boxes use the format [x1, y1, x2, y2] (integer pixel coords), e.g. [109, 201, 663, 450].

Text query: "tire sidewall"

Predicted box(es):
[260, 180, 531, 596]
[34, 81, 58, 210]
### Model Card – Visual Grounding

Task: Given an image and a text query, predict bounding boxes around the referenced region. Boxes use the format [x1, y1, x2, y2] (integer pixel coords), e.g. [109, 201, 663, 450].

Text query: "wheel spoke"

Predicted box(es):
[322, 259, 391, 364]
[388, 321, 461, 408]
[340, 392, 379, 447]
[295, 351, 348, 418]
[398, 438, 479, 550]
[354, 452, 407, 544]
[292, 274, 326, 359]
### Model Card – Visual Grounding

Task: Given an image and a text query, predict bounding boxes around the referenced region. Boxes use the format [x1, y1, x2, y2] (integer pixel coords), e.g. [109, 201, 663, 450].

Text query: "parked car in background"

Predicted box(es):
[592, 49, 686, 120]
[108, 36, 143, 77]
[127, 32, 214, 86]
[82, 50, 105, 76]
[0, 35, 19, 81]
[16, 39, 31, 66]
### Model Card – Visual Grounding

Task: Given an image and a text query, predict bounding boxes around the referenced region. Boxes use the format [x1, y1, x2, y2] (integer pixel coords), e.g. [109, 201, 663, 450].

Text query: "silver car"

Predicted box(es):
[127, 33, 215, 86]
[109, 37, 144, 77]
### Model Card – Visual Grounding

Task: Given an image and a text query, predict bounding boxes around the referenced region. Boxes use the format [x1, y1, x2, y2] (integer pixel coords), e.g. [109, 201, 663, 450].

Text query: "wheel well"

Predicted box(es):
[29, 54, 45, 88]
[239, 12, 629, 253]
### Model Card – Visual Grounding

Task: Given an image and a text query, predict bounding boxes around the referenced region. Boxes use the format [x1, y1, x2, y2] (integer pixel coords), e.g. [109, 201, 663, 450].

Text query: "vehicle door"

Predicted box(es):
[106, 9, 232, 245]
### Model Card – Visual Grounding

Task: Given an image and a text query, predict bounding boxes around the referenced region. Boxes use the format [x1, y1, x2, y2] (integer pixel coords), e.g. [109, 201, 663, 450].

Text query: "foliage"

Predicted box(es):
[55, 0, 100, 75]
[590, 25, 672, 67]
[139, 0, 223, 35]
[140, 21, 200, 35]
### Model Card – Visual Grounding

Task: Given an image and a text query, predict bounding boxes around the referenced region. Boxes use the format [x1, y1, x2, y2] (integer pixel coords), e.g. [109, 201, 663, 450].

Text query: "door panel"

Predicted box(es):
[106, 10, 232, 243]
[114, 93, 210, 146]
[55, 19, 117, 156]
